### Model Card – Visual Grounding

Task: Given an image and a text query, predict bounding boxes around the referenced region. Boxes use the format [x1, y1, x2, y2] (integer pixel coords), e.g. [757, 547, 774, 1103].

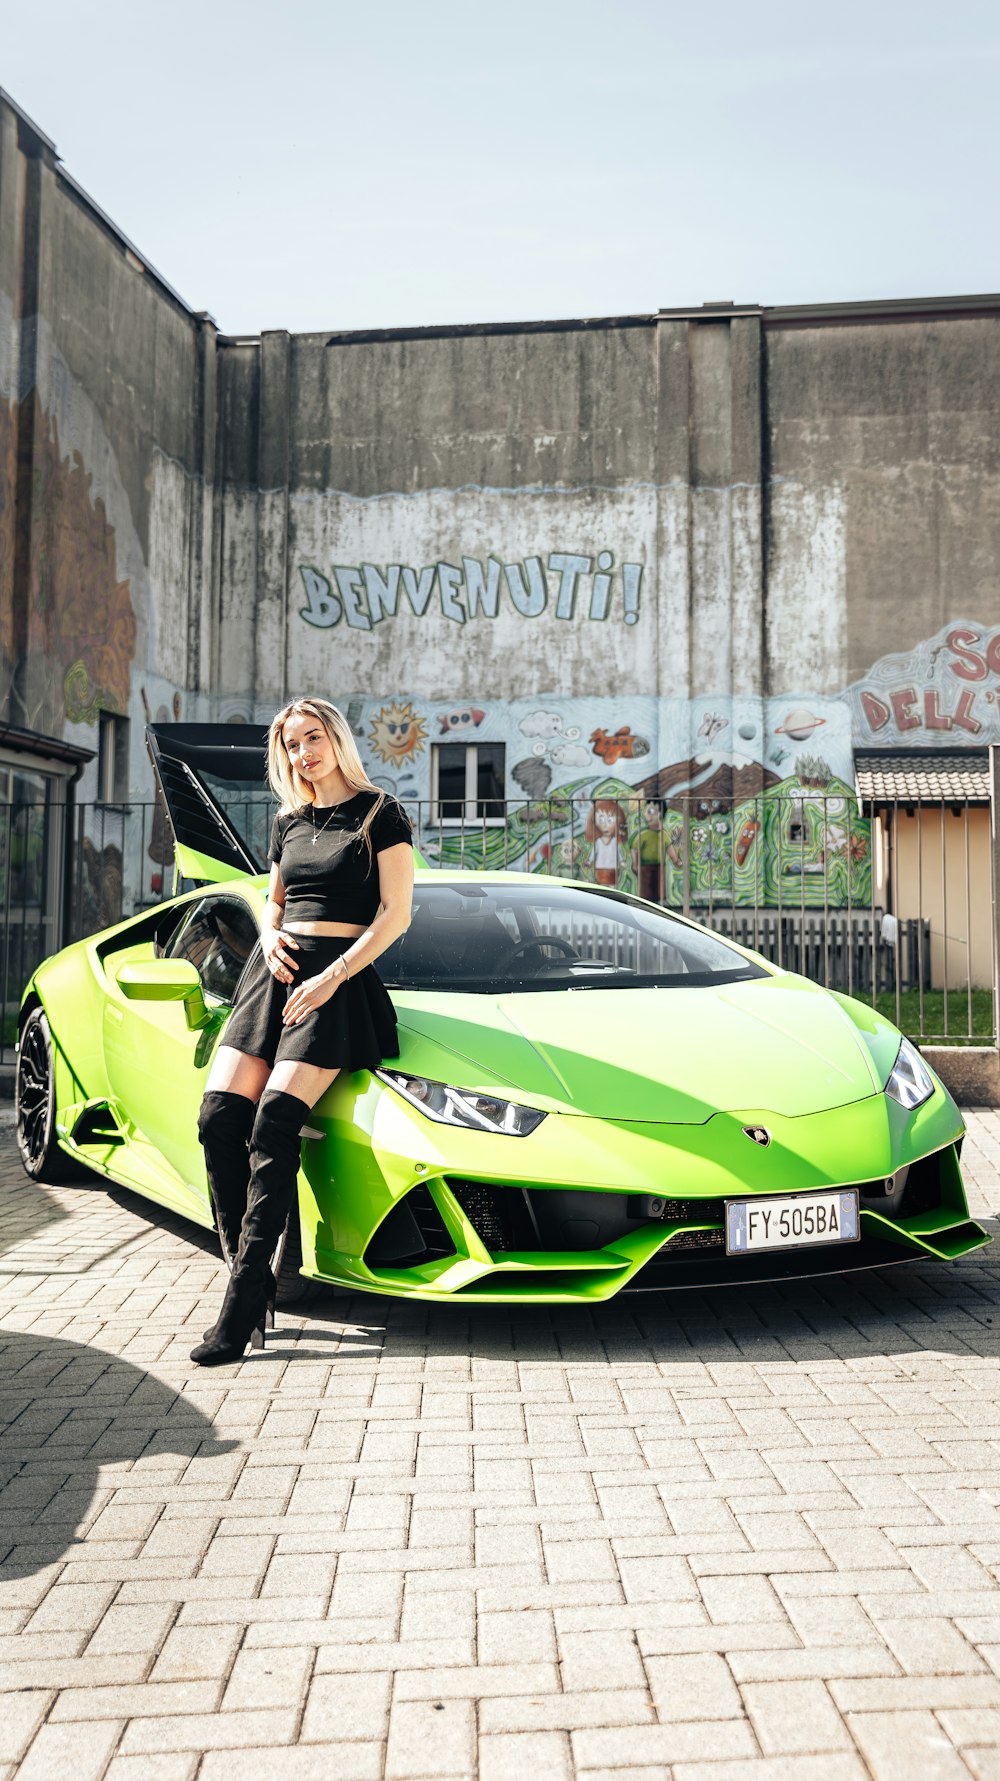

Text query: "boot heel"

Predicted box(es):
[250, 1319, 266, 1351]
[266, 1295, 276, 1330]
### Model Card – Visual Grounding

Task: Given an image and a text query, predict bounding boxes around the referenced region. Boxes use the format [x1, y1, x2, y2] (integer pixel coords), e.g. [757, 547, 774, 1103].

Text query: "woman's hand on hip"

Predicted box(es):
[282, 967, 340, 1025]
[261, 928, 300, 984]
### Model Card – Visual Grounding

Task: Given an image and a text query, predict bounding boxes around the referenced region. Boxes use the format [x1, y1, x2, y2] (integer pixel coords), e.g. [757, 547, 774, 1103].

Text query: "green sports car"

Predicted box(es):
[14, 725, 990, 1303]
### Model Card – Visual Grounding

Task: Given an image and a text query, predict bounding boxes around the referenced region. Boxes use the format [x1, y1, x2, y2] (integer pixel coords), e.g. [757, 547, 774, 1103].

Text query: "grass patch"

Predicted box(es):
[873, 988, 994, 1045]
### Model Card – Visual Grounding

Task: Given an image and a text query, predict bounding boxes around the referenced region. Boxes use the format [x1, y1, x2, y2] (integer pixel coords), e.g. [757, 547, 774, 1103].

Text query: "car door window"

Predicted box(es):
[165, 896, 259, 1003]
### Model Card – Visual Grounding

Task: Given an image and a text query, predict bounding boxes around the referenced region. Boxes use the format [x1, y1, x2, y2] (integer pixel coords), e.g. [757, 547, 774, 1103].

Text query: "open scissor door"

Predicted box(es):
[145, 723, 270, 885]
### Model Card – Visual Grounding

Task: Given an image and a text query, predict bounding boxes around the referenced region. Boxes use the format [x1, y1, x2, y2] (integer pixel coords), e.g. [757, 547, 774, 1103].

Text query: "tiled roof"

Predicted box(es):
[855, 751, 991, 805]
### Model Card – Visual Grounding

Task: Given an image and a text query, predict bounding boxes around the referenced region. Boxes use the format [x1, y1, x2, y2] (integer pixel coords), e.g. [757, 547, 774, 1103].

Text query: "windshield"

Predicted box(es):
[379, 881, 768, 993]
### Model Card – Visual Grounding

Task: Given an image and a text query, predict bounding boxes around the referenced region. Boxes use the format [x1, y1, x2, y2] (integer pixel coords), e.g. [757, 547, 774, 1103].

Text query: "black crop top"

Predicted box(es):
[268, 791, 412, 925]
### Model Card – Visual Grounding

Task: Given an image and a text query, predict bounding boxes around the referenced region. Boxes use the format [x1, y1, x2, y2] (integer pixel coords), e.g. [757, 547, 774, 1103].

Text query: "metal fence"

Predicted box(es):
[1, 788, 992, 1062]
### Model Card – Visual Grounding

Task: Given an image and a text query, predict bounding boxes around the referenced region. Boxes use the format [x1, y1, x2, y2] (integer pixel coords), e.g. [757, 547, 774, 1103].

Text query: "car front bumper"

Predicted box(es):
[295, 1080, 989, 1303]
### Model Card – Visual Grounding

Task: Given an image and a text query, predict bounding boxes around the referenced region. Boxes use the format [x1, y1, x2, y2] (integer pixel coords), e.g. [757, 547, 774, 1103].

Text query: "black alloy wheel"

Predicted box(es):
[15, 1008, 77, 1182]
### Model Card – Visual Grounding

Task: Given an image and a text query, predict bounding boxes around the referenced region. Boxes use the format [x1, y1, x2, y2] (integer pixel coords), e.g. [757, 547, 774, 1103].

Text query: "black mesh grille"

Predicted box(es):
[446, 1179, 725, 1257]
[656, 1198, 724, 1224]
[448, 1179, 538, 1251]
[667, 1228, 725, 1251]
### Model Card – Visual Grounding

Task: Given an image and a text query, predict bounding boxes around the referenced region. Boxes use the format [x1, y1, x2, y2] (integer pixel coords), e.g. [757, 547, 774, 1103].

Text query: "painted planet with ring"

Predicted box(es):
[775, 708, 827, 742]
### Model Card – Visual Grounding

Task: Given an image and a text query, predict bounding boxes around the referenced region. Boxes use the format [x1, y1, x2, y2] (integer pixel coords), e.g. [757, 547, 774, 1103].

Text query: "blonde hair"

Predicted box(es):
[267, 698, 386, 856]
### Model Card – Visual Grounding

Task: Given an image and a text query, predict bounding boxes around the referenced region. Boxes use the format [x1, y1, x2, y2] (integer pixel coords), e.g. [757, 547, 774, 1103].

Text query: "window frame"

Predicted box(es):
[430, 741, 506, 826]
[97, 712, 130, 805]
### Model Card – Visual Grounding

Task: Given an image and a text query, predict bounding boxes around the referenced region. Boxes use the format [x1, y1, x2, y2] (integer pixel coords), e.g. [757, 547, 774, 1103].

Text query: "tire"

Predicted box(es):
[273, 1208, 323, 1307]
[211, 1186, 321, 1308]
[15, 1008, 79, 1183]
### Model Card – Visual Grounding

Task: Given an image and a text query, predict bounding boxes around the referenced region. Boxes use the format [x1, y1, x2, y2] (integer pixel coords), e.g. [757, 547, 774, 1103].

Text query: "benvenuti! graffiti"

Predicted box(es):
[298, 554, 643, 628]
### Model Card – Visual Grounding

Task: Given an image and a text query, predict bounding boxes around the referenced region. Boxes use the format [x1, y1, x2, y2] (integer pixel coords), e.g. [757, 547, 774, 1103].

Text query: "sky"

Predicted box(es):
[4, 0, 999, 336]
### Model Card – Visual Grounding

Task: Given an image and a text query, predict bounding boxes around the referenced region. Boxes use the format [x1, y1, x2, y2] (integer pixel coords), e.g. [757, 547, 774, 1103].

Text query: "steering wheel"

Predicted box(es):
[505, 935, 579, 967]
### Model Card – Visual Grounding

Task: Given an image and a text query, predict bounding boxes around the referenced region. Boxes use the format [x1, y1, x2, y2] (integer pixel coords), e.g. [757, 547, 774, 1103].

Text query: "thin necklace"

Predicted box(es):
[309, 794, 351, 845]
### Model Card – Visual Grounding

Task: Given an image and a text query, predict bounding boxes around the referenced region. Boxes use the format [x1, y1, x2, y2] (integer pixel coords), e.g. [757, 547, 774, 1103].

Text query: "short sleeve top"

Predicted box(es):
[268, 790, 412, 925]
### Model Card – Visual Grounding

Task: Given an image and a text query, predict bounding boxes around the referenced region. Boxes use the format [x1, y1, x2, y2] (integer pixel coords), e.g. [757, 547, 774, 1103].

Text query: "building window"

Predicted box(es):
[98, 712, 130, 804]
[432, 742, 505, 823]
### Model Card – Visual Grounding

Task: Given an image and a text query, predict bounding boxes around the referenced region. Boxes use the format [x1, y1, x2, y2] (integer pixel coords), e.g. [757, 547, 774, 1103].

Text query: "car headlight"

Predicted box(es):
[885, 1037, 935, 1111]
[377, 1070, 546, 1135]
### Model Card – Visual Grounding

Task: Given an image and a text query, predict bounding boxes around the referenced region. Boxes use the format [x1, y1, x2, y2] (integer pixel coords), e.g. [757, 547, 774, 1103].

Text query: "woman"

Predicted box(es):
[191, 698, 414, 1366]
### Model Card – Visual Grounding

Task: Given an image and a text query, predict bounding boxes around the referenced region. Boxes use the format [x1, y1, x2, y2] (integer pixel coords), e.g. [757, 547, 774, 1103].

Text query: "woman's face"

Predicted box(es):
[282, 711, 338, 784]
[596, 805, 616, 835]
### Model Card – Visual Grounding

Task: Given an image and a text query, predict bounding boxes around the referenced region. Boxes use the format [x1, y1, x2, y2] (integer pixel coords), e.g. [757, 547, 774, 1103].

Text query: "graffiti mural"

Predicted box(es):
[844, 621, 1000, 746]
[297, 687, 869, 908]
[30, 402, 138, 724]
[298, 552, 643, 630]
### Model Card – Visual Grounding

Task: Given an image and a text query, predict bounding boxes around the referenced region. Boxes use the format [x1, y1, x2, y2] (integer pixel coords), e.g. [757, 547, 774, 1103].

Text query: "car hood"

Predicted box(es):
[392, 973, 883, 1124]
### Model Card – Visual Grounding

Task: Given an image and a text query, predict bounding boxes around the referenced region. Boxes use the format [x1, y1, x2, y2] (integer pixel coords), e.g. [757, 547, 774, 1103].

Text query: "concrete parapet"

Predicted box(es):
[924, 1045, 1000, 1107]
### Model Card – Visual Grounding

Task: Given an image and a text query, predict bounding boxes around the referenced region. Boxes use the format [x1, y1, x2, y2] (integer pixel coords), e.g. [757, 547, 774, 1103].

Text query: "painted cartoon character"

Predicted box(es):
[590, 726, 651, 766]
[633, 798, 665, 902]
[585, 798, 629, 887]
[735, 817, 760, 866]
[369, 701, 428, 765]
[697, 711, 728, 743]
[438, 706, 485, 735]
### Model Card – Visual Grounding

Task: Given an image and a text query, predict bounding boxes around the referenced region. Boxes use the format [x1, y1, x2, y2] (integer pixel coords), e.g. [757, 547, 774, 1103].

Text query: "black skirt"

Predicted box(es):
[222, 934, 400, 1073]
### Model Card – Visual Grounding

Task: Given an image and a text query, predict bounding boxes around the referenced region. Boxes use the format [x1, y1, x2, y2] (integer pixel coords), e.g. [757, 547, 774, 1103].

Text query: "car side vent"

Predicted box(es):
[364, 1183, 455, 1269]
[899, 1151, 943, 1218]
[70, 1105, 124, 1147]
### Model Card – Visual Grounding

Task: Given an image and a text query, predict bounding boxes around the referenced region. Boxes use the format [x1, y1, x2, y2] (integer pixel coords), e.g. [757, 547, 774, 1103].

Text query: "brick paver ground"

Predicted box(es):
[2, 1107, 1000, 1780]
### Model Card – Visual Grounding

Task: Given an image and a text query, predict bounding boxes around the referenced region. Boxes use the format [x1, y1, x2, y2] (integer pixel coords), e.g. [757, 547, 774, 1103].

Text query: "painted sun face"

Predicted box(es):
[369, 702, 428, 765]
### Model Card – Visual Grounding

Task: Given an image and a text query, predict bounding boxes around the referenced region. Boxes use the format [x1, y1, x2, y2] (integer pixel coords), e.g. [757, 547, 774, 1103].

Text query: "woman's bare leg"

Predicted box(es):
[206, 1045, 273, 1102]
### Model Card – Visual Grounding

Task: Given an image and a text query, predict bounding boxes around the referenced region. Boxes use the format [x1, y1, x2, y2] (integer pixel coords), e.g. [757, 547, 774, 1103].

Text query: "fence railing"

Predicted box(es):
[1, 789, 991, 1061]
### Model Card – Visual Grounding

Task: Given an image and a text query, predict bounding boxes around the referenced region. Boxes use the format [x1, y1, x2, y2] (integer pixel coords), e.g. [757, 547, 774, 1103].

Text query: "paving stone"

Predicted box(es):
[299, 1669, 391, 1742]
[15, 1718, 123, 1780]
[4, 1114, 1000, 1779]
[385, 1697, 476, 1777]
[118, 1708, 300, 1755]
[480, 1729, 574, 1780]
[741, 1679, 852, 1753]
[644, 1651, 744, 1720]
[847, 1708, 972, 1779]
[0, 1690, 52, 1764]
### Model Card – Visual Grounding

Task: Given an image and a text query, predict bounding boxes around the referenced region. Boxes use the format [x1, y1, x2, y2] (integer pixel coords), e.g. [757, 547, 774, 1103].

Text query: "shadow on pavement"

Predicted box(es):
[279, 1226, 1000, 1366]
[0, 1329, 237, 1584]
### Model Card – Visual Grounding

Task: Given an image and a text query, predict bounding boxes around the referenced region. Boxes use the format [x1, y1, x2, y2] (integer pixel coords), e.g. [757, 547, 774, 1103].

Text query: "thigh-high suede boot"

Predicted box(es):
[197, 1090, 255, 1264]
[190, 1090, 309, 1366]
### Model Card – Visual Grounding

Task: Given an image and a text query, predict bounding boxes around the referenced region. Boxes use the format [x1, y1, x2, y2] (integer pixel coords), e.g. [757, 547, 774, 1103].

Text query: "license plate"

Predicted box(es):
[725, 1189, 859, 1255]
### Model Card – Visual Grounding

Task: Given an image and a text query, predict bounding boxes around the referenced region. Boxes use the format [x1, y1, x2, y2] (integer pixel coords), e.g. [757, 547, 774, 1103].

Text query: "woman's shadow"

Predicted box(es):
[0, 1329, 238, 1585]
[0, 1129, 236, 1587]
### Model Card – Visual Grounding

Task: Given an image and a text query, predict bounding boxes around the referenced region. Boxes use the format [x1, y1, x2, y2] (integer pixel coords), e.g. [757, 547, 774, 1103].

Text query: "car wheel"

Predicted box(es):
[15, 1008, 78, 1183]
[211, 1191, 320, 1307]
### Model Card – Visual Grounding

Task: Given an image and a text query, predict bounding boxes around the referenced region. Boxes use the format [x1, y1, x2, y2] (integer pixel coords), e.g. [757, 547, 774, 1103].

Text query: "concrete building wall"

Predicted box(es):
[2, 86, 1000, 913]
[0, 89, 211, 797]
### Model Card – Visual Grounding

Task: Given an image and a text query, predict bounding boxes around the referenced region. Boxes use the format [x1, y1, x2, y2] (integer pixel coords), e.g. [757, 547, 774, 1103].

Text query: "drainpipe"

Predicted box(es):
[61, 757, 88, 948]
[983, 744, 991, 1047]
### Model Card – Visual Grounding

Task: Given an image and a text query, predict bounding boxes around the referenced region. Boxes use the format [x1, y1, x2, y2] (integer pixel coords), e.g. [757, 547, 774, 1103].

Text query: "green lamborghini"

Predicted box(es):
[14, 725, 989, 1303]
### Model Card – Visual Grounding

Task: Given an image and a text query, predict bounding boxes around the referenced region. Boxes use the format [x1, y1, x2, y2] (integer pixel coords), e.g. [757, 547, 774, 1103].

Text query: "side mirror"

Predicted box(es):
[116, 960, 211, 1029]
[880, 913, 899, 946]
